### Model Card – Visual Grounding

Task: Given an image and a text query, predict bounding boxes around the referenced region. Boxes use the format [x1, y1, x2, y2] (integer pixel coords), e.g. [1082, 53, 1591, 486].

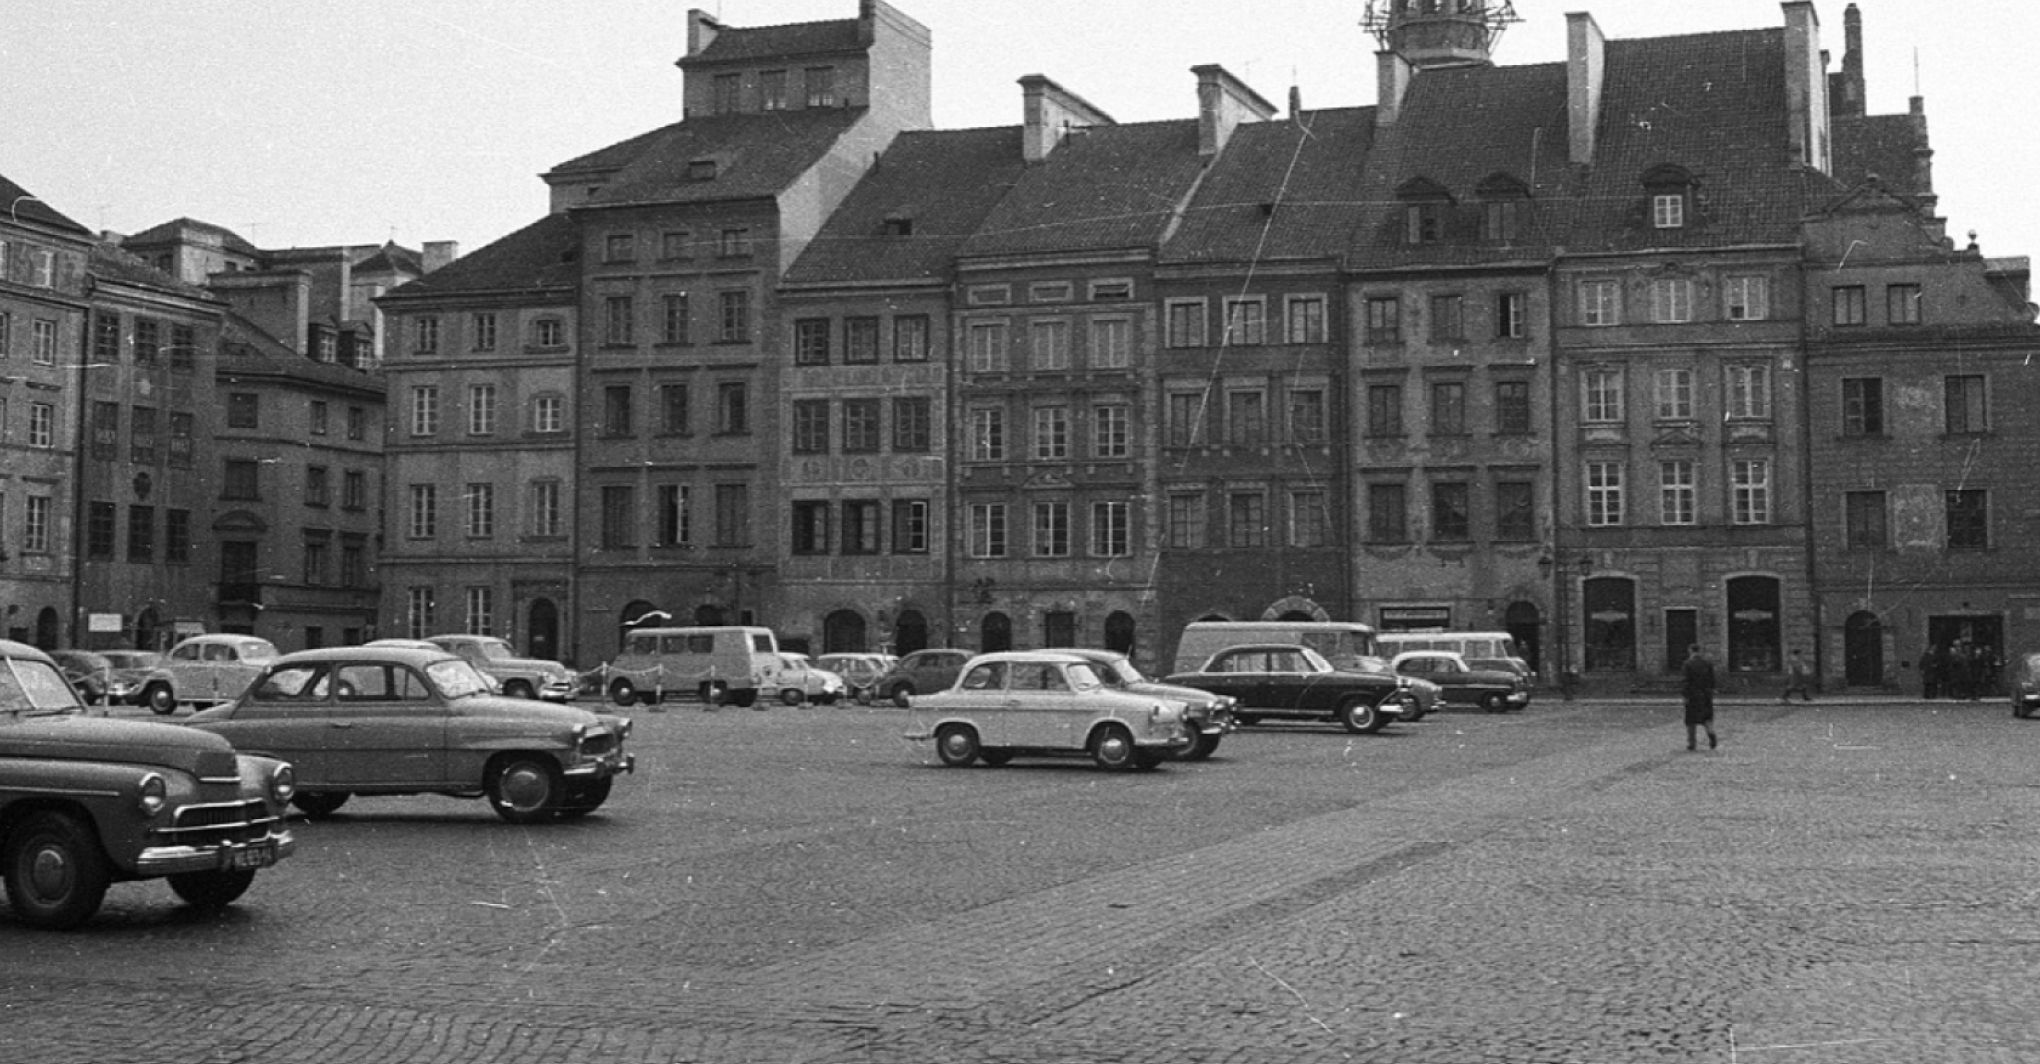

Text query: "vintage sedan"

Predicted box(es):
[1354, 654, 1442, 721]
[814, 653, 896, 704]
[0, 639, 296, 930]
[873, 648, 973, 708]
[765, 653, 847, 706]
[139, 634, 280, 715]
[1056, 648, 1238, 760]
[1390, 650, 1533, 712]
[1163, 643, 1413, 734]
[425, 634, 578, 702]
[186, 646, 634, 824]
[904, 651, 1193, 771]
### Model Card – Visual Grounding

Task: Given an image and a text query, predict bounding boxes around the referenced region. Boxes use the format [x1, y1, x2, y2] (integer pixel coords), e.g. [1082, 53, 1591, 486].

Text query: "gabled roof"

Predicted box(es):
[551, 108, 865, 208]
[1832, 112, 1930, 199]
[350, 242, 423, 277]
[220, 308, 382, 389]
[784, 125, 1027, 286]
[687, 17, 862, 65]
[122, 216, 262, 257]
[0, 173, 88, 235]
[382, 212, 578, 299]
[960, 119, 1208, 260]
[1164, 106, 1377, 266]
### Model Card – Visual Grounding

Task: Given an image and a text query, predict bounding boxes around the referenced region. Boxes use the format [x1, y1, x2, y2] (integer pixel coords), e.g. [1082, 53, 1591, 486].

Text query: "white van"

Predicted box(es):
[1376, 630, 1532, 678]
[604, 625, 780, 707]
[1171, 621, 1380, 674]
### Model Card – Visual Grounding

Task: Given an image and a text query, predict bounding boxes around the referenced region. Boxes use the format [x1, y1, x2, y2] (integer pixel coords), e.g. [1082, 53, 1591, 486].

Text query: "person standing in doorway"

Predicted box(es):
[1781, 648, 1814, 703]
[1682, 644, 1718, 751]
[1920, 643, 1943, 700]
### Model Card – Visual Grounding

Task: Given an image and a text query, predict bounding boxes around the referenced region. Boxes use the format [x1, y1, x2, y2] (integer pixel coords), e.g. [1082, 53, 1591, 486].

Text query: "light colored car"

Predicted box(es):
[186, 646, 634, 824]
[904, 650, 1193, 771]
[425, 634, 577, 702]
[96, 650, 165, 706]
[1389, 650, 1532, 712]
[766, 653, 847, 705]
[140, 634, 281, 715]
[813, 653, 896, 703]
[0, 639, 297, 930]
[1055, 648, 1238, 760]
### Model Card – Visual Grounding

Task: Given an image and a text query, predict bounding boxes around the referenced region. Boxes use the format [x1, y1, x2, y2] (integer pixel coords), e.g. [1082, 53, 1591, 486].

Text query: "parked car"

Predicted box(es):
[95, 650, 164, 706]
[425, 634, 578, 702]
[814, 653, 897, 703]
[1354, 655, 1442, 721]
[185, 645, 634, 823]
[1163, 643, 1413, 734]
[872, 649, 973, 708]
[1389, 650, 1533, 712]
[904, 651, 1193, 770]
[0, 638, 297, 930]
[139, 634, 280, 715]
[49, 650, 115, 705]
[766, 653, 847, 705]
[2010, 652, 2040, 718]
[1056, 648, 1238, 760]
[604, 625, 780, 707]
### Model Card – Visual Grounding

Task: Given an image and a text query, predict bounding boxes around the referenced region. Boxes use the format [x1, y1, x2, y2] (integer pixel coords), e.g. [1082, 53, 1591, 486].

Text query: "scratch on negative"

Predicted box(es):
[1249, 957, 1334, 1033]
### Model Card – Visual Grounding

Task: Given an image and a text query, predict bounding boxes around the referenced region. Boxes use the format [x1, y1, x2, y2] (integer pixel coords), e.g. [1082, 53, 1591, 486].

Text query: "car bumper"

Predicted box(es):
[566, 751, 635, 779]
[135, 826, 297, 876]
[538, 682, 578, 702]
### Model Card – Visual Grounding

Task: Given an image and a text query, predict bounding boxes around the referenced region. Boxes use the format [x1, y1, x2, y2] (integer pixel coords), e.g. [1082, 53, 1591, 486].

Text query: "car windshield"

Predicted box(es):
[237, 641, 281, 664]
[1, 658, 87, 716]
[425, 658, 495, 699]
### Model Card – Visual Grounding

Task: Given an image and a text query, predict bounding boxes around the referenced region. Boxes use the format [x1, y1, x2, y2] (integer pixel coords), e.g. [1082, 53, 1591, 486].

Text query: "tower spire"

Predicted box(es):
[1361, 0, 1521, 70]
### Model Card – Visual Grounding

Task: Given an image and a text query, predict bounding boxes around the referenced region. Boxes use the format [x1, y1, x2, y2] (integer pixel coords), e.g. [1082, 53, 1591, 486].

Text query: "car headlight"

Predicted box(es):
[269, 762, 296, 804]
[137, 773, 168, 817]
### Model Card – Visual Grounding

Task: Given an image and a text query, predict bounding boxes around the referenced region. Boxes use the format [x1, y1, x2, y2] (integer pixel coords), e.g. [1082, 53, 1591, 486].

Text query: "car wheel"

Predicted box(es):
[558, 777, 613, 819]
[144, 683, 176, 715]
[503, 680, 536, 700]
[1480, 692, 1508, 713]
[1179, 731, 1220, 761]
[934, 724, 980, 767]
[855, 687, 875, 706]
[1339, 697, 1387, 734]
[979, 748, 1014, 767]
[608, 678, 638, 707]
[3, 810, 111, 931]
[167, 869, 256, 911]
[890, 684, 915, 709]
[291, 791, 351, 819]
[487, 755, 564, 824]
[1398, 695, 1427, 722]
[1090, 725, 1140, 771]
[781, 688, 804, 707]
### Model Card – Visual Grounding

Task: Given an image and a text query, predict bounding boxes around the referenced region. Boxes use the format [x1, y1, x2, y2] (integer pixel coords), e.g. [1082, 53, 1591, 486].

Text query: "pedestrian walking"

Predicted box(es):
[1781, 648, 1813, 703]
[1920, 643, 1943, 700]
[1682, 644, 1718, 751]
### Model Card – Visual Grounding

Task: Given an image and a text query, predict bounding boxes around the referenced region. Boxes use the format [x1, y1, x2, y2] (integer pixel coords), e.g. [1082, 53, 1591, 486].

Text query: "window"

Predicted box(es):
[346, 406, 367, 441]
[312, 329, 336, 363]
[842, 500, 881, 555]
[1585, 462, 1625, 527]
[168, 411, 193, 467]
[1365, 296, 1401, 344]
[969, 408, 1005, 461]
[712, 73, 741, 115]
[1285, 295, 1327, 344]
[90, 311, 118, 363]
[1092, 403, 1129, 458]
[1650, 277, 1693, 323]
[657, 484, 689, 547]
[718, 290, 750, 341]
[1404, 201, 1445, 244]
[1582, 367, 1624, 423]
[405, 588, 436, 639]
[1288, 389, 1326, 444]
[687, 160, 717, 182]
[226, 392, 259, 429]
[967, 285, 1011, 307]
[600, 486, 636, 549]
[1654, 368, 1695, 421]
[1579, 279, 1621, 326]
[1841, 378, 1883, 436]
[463, 587, 495, 636]
[893, 315, 929, 362]
[1429, 381, 1466, 435]
[130, 406, 157, 464]
[603, 385, 633, 437]
[1652, 193, 1685, 229]
[409, 386, 439, 436]
[1288, 491, 1328, 548]
[31, 248, 54, 288]
[844, 317, 879, 364]
[1495, 481, 1536, 540]
[1724, 276, 1769, 321]
[968, 504, 1007, 558]
[842, 398, 881, 453]
[309, 400, 329, 436]
[1845, 491, 1887, 550]
[32, 320, 55, 365]
[529, 480, 563, 538]
[1726, 364, 1771, 419]
[86, 501, 116, 559]
[1227, 492, 1266, 548]
[342, 470, 366, 510]
[0, 310, 11, 358]
[715, 382, 748, 434]
[166, 509, 191, 564]
[168, 323, 196, 371]
[1367, 384, 1403, 437]
[1166, 391, 1208, 447]
[1493, 380, 1531, 436]
[1089, 318, 1131, 369]
[1223, 298, 1266, 346]
[134, 318, 160, 364]
[223, 459, 260, 501]
[660, 230, 692, 261]
[88, 401, 117, 460]
[414, 315, 440, 354]
[967, 322, 1008, 372]
[306, 466, 330, 507]
[1496, 291, 1527, 339]
[1225, 390, 1266, 446]
[1368, 483, 1407, 543]
[662, 293, 690, 345]
[534, 317, 565, 347]
[1164, 300, 1207, 348]
[804, 66, 836, 107]
[893, 397, 931, 452]
[1091, 501, 1131, 557]
[1660, 460, 1696, 526]
[467, 384, 497, 436]
[1731, 459, 1771, 525]
[1431, 482, 1470, 540]
[660, 384, 690, 435]
[602, 296, 634, 345]
[1165, 493, 1206, 549]
[1090, 278, 1133, 301]
[1429, 294, 1465, 341]
[1888, 283, 1922, 325]
[1032, 502, 1072, 557]
[301, 539, 328, 586]
[795, 319, 830, 365]
[792, 502, 831, 555]
[1030, 319, 1071, 369]
[1945, 375, 1987, 434]
[24, 495, 52, 553]
[1946, 489, 1988, 549]
[1832, 286, 1866, 326]
[465, 482, 495, 539]
[407, 484, 437, 539]
[532, 395, 564, 434]
[891, 499, 929, 554]
[28, 402, 54, 448]
[1033, 406, 1070, 460]
[717, 229, 751, 257]
[1029, 281, 1073, 303]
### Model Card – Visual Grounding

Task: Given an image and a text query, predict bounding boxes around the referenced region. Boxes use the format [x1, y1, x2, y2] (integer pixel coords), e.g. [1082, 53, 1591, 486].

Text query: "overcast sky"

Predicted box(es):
[6, 1, 2032, 265]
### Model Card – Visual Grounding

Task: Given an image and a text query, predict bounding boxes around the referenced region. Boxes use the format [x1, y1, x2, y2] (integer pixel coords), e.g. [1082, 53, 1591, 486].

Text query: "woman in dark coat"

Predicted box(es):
[1682, 644, 1718, 751]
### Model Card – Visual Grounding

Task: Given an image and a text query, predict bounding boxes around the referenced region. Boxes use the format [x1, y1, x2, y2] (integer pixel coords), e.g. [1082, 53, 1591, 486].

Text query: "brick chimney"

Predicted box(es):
[1193, 65, 1275, 158]
[685, 9, 721, 57]
[1020, 75, 1114, 163]
[422, 241, 458, 273]
[1375, 49, 1412, 129]
[1566, 12, 1606, 166]
[1783, 1, 1833, 173]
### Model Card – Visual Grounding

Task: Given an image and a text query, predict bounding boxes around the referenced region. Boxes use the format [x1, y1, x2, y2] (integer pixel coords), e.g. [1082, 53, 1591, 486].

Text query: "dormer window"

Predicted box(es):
[687, 159, 718, 182]
[1477, 172, 1531, 244]
[882, 214, 913, 237]
[1642, 164, 1696, 230]
[1396, 177, 1453, 245]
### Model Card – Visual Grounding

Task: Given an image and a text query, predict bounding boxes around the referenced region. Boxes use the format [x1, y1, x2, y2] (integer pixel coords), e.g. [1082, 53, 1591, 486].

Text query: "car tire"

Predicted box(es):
[934, 724, 980, 767]
[1338, 697, 1387, 734]
[781, 688, 804, 707]
[487, 755, 564, 824]
[144, 683, 176, 716]
[503, 680, 536, 700]
[890, 684, 915, 709]
[1090, 725, 1140, 771]
[979, 748, 1014, 767]
[1480, 692, 1508, 713]
[291, 791, 350, 819]
[1180, 731, 1220, 761]
[168, 869, 256, 911]
[1399, 695, 1427, 722]
[558, 777, 613, 819]
[608, 678, 638, 707]
[3, 810, 112, 931]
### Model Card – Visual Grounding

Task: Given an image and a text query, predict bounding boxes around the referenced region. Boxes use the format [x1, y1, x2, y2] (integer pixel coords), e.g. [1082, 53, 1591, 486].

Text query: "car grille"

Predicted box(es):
[579, 731, 619, 757]
[160, 799, 283, 848]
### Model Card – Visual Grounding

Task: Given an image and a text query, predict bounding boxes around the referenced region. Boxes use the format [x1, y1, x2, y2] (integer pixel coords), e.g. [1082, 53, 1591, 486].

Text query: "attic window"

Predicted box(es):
[1642, 165, 1695, 230]
[687, 159, 718, 182]
[1477, 173, 1531, 244]
[1396, 177, 1453, 245]
[882, 214, 913, 237]
[1089, 278, 1134, 302]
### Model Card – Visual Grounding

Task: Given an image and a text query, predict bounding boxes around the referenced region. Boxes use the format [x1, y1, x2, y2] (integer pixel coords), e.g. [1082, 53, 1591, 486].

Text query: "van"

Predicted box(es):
[1171, 621, 1380, 674]
[1376, 630, 1532, 678]
[603, 625, 780, 707]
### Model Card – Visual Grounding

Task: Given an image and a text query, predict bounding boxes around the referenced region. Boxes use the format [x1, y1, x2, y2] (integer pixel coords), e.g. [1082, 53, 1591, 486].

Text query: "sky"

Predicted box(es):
[5, 1, 2034, 263]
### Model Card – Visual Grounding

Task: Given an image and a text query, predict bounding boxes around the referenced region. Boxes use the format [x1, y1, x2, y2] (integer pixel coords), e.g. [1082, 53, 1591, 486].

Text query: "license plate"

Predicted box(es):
[227, 844, 275, 871]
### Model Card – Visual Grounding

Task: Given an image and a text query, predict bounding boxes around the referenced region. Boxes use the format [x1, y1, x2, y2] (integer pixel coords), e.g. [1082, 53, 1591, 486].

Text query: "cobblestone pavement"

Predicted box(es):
[5, 696, 2038, 1062]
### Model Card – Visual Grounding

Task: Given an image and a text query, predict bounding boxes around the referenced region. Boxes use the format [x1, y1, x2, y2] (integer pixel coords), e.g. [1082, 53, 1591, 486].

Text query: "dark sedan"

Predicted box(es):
[1163, 643, 1412, 734]
[1390, 650, 1532, 712]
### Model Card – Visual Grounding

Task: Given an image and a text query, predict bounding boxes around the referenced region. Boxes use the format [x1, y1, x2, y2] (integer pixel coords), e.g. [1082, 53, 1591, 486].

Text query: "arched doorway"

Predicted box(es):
[34, 607, 60, 650]
[133, 607, 163, 651]
[1844, 610, 1884, 687]
[1504, 600, 1543, 677]
[1104, 611, 1136, 657]
[824, 609, 868, 653]
[692, 603, 727, 626]
[980, 612, 1012, 653]
[527, 598, 561, 662]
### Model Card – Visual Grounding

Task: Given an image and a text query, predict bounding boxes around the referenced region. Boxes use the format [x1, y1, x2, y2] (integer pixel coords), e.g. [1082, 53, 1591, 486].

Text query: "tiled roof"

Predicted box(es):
[88, 241, 214, 299]
[351, 242, 424, 277]
[1165, 106, 1378, 266]
[220, 309, 382, 389]
[689, 18, 861, 64]
[564, 108, 865, 208]
[0, 174, 88, 234]
[1832, 113, 1929, 197]
[382, 212, 578, 298]
[961, 120, 1208, 259]
[122, 216, 262, 256]
[784, 125, 1027, 285]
